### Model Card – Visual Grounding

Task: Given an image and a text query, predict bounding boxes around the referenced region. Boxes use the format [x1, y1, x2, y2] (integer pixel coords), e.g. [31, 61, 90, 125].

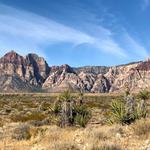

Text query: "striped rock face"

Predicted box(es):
[0, 50, 149, 93]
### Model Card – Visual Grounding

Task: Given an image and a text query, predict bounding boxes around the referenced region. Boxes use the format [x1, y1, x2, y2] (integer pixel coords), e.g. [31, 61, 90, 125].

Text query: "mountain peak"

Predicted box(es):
[50, 64, 73, 73]
[5, 50, 19, 56]
[0, 50, 24, 64]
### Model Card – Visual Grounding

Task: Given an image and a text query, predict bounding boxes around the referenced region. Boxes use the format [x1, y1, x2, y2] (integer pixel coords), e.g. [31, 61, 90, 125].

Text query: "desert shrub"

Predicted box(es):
[39, 102, 52, 111]
[75, 105, 91, 127]
[132, 119, 150, 138]
[56, 91, 91, 127]
[91, 143, 122, 150]
[28, 117, 51, 127]
[52, 99, 61, 114]
[108, 89, 148, 125]
[12, 124, 31, 140]
[108, 100, 127, 124]
[138, 89, 150, 100]
[11, 112, 46, 122]
[58, 90, 73, 102]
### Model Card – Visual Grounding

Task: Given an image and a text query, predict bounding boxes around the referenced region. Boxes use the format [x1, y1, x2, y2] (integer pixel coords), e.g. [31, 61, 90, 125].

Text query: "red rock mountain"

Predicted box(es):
[0, 51, 149, 93]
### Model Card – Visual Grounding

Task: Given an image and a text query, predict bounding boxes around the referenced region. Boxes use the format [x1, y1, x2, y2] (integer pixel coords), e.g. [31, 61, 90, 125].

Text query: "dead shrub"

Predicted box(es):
[12, 124, 31, 140]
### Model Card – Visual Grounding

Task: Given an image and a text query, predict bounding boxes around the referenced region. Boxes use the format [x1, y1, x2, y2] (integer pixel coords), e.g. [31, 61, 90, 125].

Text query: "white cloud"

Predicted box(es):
[122, 33, 148, 58]
[0, 3, 127, 58]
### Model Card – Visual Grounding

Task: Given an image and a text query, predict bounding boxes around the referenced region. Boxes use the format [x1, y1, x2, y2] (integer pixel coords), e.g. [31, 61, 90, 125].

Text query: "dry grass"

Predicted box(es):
[0, 121, 150, 150]
[11, 112, 47, 122]
[0, 93, 149, 150]
[132, 119, 150, 139]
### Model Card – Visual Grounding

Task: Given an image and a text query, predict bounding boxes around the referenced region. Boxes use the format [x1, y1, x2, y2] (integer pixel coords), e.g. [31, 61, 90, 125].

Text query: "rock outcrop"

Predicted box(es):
[0, 51, 50, 92]
[0, 50, 149, 93]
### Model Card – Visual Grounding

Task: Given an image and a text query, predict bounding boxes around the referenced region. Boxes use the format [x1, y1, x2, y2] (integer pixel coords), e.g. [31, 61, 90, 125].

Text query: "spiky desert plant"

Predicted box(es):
[135, 89, 149, 118]
[56, 90, 91, 127]
[58, 90, 72, 102]
[109, 100, 127, 124]
[52, 99, 61, 114]
[77, 90, 84, 105]
[57, 90, 75, 127]
[109, 89, 148, 125]
[138, 89, 150, 101]
[75, 105, 91, 127]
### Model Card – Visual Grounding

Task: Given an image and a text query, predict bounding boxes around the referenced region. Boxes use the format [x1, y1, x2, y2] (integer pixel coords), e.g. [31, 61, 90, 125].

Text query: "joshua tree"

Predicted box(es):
[58, 90, 75, 127]
[57, 90, 90, 127]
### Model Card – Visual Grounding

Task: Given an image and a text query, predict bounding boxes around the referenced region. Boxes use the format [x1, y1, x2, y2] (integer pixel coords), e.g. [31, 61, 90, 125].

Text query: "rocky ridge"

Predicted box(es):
[0, 50, 149, 93]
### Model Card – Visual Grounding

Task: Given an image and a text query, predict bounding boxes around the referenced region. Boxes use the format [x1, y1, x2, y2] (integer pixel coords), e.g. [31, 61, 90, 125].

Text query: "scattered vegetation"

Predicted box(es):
[108, 89, 149, 125]
[74, 105, 91, 127]
[0, 91, 149, 149]
[55, 90, 91, 127]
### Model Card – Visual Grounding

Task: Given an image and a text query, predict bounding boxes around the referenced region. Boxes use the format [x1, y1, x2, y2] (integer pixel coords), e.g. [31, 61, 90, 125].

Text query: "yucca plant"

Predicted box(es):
[109, 100, 127, 124]
[52, 99, 61, 114]
[77, 91, 84, 105]
[138, 89, 150, 101]
[58, 90, 72, 102]
[75, 105, 91, 127]
[55, 91, 91, 127]
[109, 89, 148, 125]
[137, 89, 149, 118]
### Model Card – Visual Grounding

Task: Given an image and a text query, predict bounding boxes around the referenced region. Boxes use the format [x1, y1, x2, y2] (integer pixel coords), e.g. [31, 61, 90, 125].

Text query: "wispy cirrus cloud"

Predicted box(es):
[121, 32, 149, 58]
[0, 2, 148, 62]
[0, 3, 127, 58]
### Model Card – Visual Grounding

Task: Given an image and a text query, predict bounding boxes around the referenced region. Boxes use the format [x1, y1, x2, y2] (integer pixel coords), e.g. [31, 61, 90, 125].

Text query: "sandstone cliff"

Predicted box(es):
[0, 51, 148, 93]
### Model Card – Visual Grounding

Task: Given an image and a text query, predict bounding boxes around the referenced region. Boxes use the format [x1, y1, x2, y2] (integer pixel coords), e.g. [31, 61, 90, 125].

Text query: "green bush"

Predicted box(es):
[138, 89, 150, 100]
[108, 100, 127, 124]
[75, 105, 91, 127]
[56, 91, 91, 127]
[52, 100, 61, 114]
[58, 90, 72, 102]
[108, 90, 148, 125]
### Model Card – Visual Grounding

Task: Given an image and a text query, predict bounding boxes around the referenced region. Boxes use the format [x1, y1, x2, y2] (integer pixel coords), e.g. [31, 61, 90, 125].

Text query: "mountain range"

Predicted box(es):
[0, 50, 149, 93]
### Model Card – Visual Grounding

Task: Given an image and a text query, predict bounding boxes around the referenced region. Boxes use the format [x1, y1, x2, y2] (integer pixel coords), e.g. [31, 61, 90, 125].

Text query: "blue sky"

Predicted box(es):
[0, 0, 149, 66]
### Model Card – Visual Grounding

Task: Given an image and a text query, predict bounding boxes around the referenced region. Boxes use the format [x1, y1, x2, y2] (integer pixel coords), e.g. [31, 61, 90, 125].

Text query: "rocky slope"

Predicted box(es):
[0, 51, 149, 93]
[0, 51, 50, 92]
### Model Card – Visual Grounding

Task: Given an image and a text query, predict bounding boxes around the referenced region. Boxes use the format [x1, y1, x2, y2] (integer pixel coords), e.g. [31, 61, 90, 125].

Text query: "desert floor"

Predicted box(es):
[0, 93, 149, 150]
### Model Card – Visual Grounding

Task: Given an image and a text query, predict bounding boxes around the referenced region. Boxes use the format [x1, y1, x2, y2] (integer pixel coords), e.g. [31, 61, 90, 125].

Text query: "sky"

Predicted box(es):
[0, 0, 150, 66]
